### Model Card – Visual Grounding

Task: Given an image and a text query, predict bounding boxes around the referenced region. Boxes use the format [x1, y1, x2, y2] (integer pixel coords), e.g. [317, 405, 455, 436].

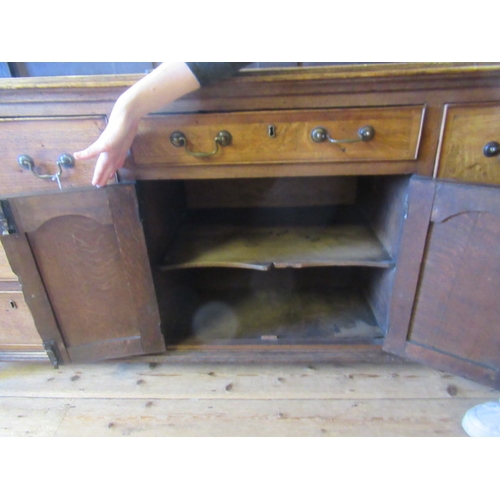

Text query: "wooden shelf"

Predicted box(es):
[160, 222, 394, 271]
[163, 285, 384, 347]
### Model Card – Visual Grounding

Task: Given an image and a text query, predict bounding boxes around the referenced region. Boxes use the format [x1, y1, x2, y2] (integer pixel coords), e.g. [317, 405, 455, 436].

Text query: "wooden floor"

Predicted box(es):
[1, 353, 499, 437]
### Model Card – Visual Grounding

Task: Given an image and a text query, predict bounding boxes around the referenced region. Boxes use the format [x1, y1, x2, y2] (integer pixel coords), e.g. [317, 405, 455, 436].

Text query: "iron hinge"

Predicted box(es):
[0, 200, 17, 235]
[43, 340, 62, 369]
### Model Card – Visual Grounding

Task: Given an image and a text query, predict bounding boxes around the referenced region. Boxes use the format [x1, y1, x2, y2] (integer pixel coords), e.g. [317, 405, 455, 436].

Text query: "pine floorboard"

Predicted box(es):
[1, 356, 499, 437]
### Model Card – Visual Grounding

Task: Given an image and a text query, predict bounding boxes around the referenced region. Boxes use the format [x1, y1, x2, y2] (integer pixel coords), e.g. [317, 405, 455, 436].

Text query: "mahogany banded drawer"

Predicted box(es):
[436, 103, 500, 186]
[131, 106, 425, 170]
[0, 116, 109, 197]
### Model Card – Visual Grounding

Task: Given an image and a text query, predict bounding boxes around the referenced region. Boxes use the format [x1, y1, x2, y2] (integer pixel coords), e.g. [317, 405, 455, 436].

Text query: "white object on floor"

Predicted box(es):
[462, 400, 500, 437]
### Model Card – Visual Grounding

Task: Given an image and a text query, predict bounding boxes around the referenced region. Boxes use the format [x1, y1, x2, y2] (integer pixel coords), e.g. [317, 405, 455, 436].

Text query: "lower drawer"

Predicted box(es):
[0, 289, 42, 348]
[0, 240, 17, 280]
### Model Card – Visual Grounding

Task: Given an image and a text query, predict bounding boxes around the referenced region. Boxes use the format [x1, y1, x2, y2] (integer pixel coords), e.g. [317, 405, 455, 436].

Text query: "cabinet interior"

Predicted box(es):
[137, 175, 409, 350]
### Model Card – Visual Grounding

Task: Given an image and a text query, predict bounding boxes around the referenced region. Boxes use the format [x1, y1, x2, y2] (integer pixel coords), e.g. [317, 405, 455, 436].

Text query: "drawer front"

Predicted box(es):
[437, 104, 500, 185]
[132, 106, 424, 168]
[0, 116, 108, 197]
[0, 290, 42, 347]
[0, 241, 17, 281]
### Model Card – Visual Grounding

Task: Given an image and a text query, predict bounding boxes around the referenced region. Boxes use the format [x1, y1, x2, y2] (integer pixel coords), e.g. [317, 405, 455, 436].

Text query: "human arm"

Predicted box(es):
[73, 62, 201, 187]
[74, 62, 249, 187]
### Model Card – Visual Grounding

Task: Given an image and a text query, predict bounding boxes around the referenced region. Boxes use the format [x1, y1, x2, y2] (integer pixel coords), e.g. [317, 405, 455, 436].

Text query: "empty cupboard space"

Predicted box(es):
[138, 175, 409, 350]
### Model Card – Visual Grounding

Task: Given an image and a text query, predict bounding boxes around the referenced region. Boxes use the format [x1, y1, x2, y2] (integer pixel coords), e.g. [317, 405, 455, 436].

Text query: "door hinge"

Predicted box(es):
[403, 193, 410, 220]
[43, 340, 62, 369]
[0, 200, 17, 235]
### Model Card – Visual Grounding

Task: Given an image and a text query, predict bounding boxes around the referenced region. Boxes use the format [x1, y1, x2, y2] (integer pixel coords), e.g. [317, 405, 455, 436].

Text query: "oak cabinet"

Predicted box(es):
[1, 64, 500, 389]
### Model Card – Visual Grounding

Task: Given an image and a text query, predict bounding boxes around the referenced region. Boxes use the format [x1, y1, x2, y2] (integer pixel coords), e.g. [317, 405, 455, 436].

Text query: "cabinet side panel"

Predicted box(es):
[384, 177, 436, 354]
[1, 231, 69, 363]
[107, 185, 166, 353]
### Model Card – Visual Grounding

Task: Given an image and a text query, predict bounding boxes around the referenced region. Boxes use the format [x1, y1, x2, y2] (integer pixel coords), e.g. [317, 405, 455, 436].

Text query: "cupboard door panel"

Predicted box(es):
[385, 178, 500, 389]
[6, 185, 165, 363]
[410, 210, 500, 368]
[28, 214, 141, 349]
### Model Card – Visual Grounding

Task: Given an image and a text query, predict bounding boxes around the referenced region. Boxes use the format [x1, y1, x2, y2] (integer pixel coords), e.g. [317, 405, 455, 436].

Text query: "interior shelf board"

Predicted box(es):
[164, 286, 384, 347]
[160, 224, 394, 271]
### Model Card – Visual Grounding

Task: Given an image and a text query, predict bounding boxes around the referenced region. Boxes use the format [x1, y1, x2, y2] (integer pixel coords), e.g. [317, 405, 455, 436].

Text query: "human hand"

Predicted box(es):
[74, 104, 140, 187]
[74, 63, 201, 187]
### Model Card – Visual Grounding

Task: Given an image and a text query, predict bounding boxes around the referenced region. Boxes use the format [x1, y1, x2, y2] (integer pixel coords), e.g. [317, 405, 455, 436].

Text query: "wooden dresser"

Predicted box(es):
[1, 63, 500, 389]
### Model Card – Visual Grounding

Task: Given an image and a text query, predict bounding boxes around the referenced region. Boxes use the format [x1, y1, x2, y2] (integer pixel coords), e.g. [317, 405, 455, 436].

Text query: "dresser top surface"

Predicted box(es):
[1, 63, 500, 91]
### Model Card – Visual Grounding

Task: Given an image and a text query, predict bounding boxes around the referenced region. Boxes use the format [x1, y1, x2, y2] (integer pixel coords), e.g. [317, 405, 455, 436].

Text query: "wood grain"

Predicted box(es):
[436, 104, 500, 185]
[388, 179, 500, 389]
[0, 291, 42, 346]
[160, 283, 383, 347]
[161, 223, 394, 271]
[8, 186, 165, 363]
[409, 212, 500, 369]
[184, 177, 357, 209]
[384, 177, 436, 355]
[0, 231, 70, 363]
[0, 241, 17, 280]
[2, 64, 500, 380]
[0, 117, 109, 197]
[1, 359, 498, 436]
[132, 106, 424, 168]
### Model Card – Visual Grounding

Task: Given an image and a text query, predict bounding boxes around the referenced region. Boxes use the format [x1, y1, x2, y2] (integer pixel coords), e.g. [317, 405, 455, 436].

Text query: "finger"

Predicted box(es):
[92, 152, 125, 187]
[74, 140, 105, 161]
[92, 152, 113, 187]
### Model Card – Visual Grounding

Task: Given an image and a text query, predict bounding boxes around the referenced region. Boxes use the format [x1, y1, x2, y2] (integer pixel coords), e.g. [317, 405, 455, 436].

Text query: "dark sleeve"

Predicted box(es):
[185, 62, 251, 87]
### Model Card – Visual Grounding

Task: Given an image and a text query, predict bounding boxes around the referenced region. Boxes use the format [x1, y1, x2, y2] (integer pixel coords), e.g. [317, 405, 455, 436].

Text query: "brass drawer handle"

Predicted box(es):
[311, 125, 375, 148]
[483, 141, 500, 158]
[18, 154, 75, 189]
[170, 130, 232, 157]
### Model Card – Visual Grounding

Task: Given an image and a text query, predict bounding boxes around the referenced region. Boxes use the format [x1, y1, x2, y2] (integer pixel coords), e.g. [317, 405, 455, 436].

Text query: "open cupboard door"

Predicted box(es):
[1, 185, 165, 365]
[384, 176, 500, 389]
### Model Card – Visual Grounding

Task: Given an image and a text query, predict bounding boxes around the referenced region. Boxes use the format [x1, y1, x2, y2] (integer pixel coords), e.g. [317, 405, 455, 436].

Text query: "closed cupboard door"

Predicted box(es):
[2, 185, 165, 364]
[385, 177, 500, 389]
